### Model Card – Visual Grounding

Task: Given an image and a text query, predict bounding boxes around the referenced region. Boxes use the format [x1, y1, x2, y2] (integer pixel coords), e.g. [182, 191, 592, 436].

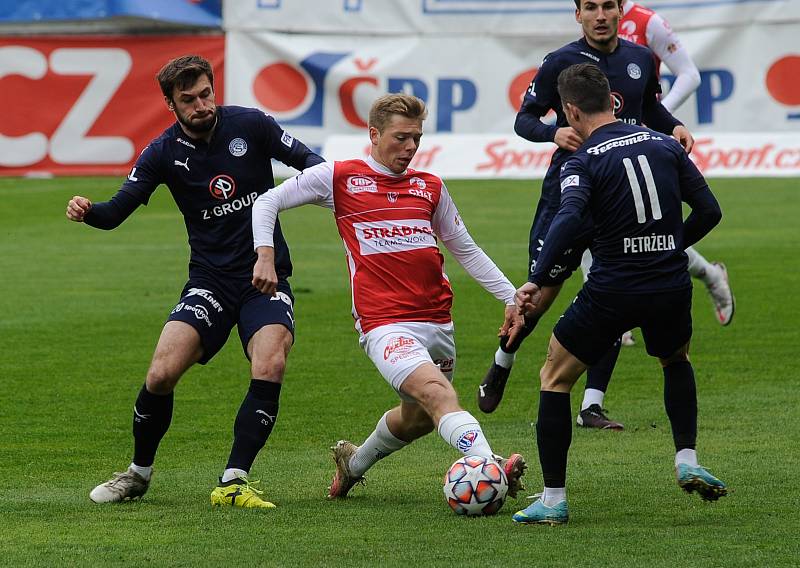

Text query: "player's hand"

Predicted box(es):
[515, 282, 542, 315]
[672, 125, 694, 154]
[66, 196, 92, 222]
[554, 127, 584, 152]
[500, 304, 525, 346]
[252, 247, 279, 296]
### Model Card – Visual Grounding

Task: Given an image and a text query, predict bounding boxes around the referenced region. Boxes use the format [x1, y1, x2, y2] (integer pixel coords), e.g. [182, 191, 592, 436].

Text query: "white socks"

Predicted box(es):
[685, 246, 716, 283]
[495, 348, 516, 369]
[675, 449, 699, 468]
[437, 411, 494, 459]
[349, 412, 409, 477]
[221, 468, 248, 483]
[129, 463, 153, 481]
[542, 487, 566, 507]
[581, 388, 605, 411]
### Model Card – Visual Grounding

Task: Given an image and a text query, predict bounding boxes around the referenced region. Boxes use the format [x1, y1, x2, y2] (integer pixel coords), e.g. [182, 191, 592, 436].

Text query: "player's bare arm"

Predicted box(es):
[672, 125, 694, 153]
[554, 127, 584, 152]
[252, 246, 279, 296]
[66, 195, 92, 222]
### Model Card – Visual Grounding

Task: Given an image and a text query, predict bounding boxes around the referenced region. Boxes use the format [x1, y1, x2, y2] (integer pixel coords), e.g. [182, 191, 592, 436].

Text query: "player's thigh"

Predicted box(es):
[639, 288, 693, 360]
[166, 280, 237, 365]
[552, 287, 628, 371]
[360, 322, 451, 402]
[147, 321, 204, 391]
[540, 333, 588, 392]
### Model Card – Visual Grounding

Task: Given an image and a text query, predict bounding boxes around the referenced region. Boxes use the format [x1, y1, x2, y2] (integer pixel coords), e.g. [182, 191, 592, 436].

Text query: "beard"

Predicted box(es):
[176, 108, 217, 135]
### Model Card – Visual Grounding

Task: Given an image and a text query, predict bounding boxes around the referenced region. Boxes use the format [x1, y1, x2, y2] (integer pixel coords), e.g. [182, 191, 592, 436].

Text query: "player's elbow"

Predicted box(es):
[513, 113, 529, 138]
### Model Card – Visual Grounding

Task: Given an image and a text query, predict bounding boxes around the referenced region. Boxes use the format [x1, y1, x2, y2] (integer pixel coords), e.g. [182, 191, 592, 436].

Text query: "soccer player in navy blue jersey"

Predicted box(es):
[477, 0, 694, 426]
[66, 55, 324, 508]
[511, 63, 727, 525]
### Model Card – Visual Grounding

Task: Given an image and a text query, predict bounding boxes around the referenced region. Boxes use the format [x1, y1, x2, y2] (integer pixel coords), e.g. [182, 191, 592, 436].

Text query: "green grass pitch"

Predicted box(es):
[1, 176, 798, 566]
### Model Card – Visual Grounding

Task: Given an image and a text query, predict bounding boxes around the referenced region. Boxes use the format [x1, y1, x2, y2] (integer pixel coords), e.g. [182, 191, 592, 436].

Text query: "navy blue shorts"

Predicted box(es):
[527, 175, 594, 286]
[554, 286, 693, 366]
[167, 267, 294, 364]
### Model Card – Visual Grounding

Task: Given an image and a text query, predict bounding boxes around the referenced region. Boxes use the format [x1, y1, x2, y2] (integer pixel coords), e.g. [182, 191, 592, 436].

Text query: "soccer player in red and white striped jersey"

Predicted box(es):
[251, 93, 527, 501]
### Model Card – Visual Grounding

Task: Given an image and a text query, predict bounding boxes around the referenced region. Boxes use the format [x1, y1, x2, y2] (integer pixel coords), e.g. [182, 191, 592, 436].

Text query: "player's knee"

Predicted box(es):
[251, 351, 287, 379]
[415, 378, 457, 414]
[659, 343, 690, 367]
[539, 365, 569, 391]
[145, 365, 181, 394]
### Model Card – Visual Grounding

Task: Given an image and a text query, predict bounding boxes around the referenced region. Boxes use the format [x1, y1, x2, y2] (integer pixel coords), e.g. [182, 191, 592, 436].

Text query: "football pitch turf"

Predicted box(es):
[1, 176, 798, 566]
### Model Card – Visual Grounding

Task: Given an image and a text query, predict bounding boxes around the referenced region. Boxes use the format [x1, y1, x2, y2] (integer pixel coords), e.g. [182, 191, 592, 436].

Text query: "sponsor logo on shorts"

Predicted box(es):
[269, 291, 293, 308]
[548, 264, 567, 278]
[434, 357, 454, 373]
[181, 304, 213, 327]
[384, 336, 416, 360]
[170, 302, 185, 315]
[229, 137, 248, 157]
[456, 430, 479, 452]
[354, 219, 436, 256]
[184, 288, 224, 312]
[347, 175, 378, 194]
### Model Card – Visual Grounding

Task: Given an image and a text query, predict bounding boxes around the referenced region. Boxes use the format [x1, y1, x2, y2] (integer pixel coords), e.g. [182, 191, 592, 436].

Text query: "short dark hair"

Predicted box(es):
[368, 93, 428, 133]
[573, 0, 623, 9]
[557, 63, 612, 114]
[157, 55, 214, 101]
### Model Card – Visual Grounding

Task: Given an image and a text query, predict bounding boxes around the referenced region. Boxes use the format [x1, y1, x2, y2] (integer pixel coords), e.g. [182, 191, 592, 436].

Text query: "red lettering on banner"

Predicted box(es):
[691, 137, 800, 173]
[411, 145, 441, 169]
[339, 76, 378, 127]
[477, 140, 556, 174]
[354, 58, 378, 72]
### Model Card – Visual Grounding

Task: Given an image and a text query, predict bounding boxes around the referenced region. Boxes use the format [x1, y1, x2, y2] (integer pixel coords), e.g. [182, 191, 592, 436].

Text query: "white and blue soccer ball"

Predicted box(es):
[443, 455, 508, 516]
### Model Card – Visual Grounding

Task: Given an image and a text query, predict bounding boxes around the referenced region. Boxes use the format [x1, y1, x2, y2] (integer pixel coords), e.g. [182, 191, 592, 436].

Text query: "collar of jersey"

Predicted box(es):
[366, 154, 407, 177]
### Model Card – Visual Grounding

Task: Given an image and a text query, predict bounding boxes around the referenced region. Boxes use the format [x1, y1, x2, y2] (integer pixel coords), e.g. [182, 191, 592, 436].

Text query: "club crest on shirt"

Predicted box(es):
[627, 63, 642, 80]
[347, 175, 378, 194]
[229, 138, 247, 157]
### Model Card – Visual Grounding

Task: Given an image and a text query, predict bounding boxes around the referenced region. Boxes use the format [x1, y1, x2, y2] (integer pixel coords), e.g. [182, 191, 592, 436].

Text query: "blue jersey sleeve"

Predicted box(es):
[678, 149, 721, 248]
[530, 159, 591, 284]
[118, 144, 163, 205]
[514, 54, 560, 143]
[258, 112, 324, 171]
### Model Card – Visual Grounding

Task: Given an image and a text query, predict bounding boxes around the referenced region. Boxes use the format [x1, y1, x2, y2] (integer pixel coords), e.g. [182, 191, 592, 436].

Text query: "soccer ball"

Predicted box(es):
[443, 455, 508, 516]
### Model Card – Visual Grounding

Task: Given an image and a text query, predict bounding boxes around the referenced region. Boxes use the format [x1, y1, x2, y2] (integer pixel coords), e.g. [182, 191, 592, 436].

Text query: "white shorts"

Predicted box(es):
[360, 321, 456, 401]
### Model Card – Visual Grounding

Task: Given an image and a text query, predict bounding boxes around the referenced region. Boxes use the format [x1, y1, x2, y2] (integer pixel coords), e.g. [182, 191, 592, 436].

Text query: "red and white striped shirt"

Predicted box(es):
[252, 156, 516, 334]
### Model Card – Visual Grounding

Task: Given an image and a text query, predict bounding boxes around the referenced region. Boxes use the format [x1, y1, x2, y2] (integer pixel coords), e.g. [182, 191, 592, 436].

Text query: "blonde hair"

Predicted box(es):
[368, 94, 428, 133]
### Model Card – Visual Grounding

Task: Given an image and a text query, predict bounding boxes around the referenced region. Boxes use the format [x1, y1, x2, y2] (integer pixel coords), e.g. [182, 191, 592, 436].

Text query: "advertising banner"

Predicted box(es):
[224, 0, 797, 36]
[323, 132, 800, 179]
[226, 25, 800, 155]
[0, 35, 224, 176]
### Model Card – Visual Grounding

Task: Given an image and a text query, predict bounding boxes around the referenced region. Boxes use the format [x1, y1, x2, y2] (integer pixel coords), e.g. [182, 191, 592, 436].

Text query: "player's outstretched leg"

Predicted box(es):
[685, 247, 735, 325]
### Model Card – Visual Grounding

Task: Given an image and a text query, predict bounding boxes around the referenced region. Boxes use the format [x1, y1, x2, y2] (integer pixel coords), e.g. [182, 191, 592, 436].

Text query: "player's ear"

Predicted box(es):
[369, 126, 380, 146]
[165, 96, 174, 111]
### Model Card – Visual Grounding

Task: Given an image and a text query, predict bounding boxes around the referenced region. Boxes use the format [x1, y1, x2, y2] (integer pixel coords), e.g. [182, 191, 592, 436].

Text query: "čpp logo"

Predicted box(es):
[766, 55, 800, 120]
[253, 52, 348, 126]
